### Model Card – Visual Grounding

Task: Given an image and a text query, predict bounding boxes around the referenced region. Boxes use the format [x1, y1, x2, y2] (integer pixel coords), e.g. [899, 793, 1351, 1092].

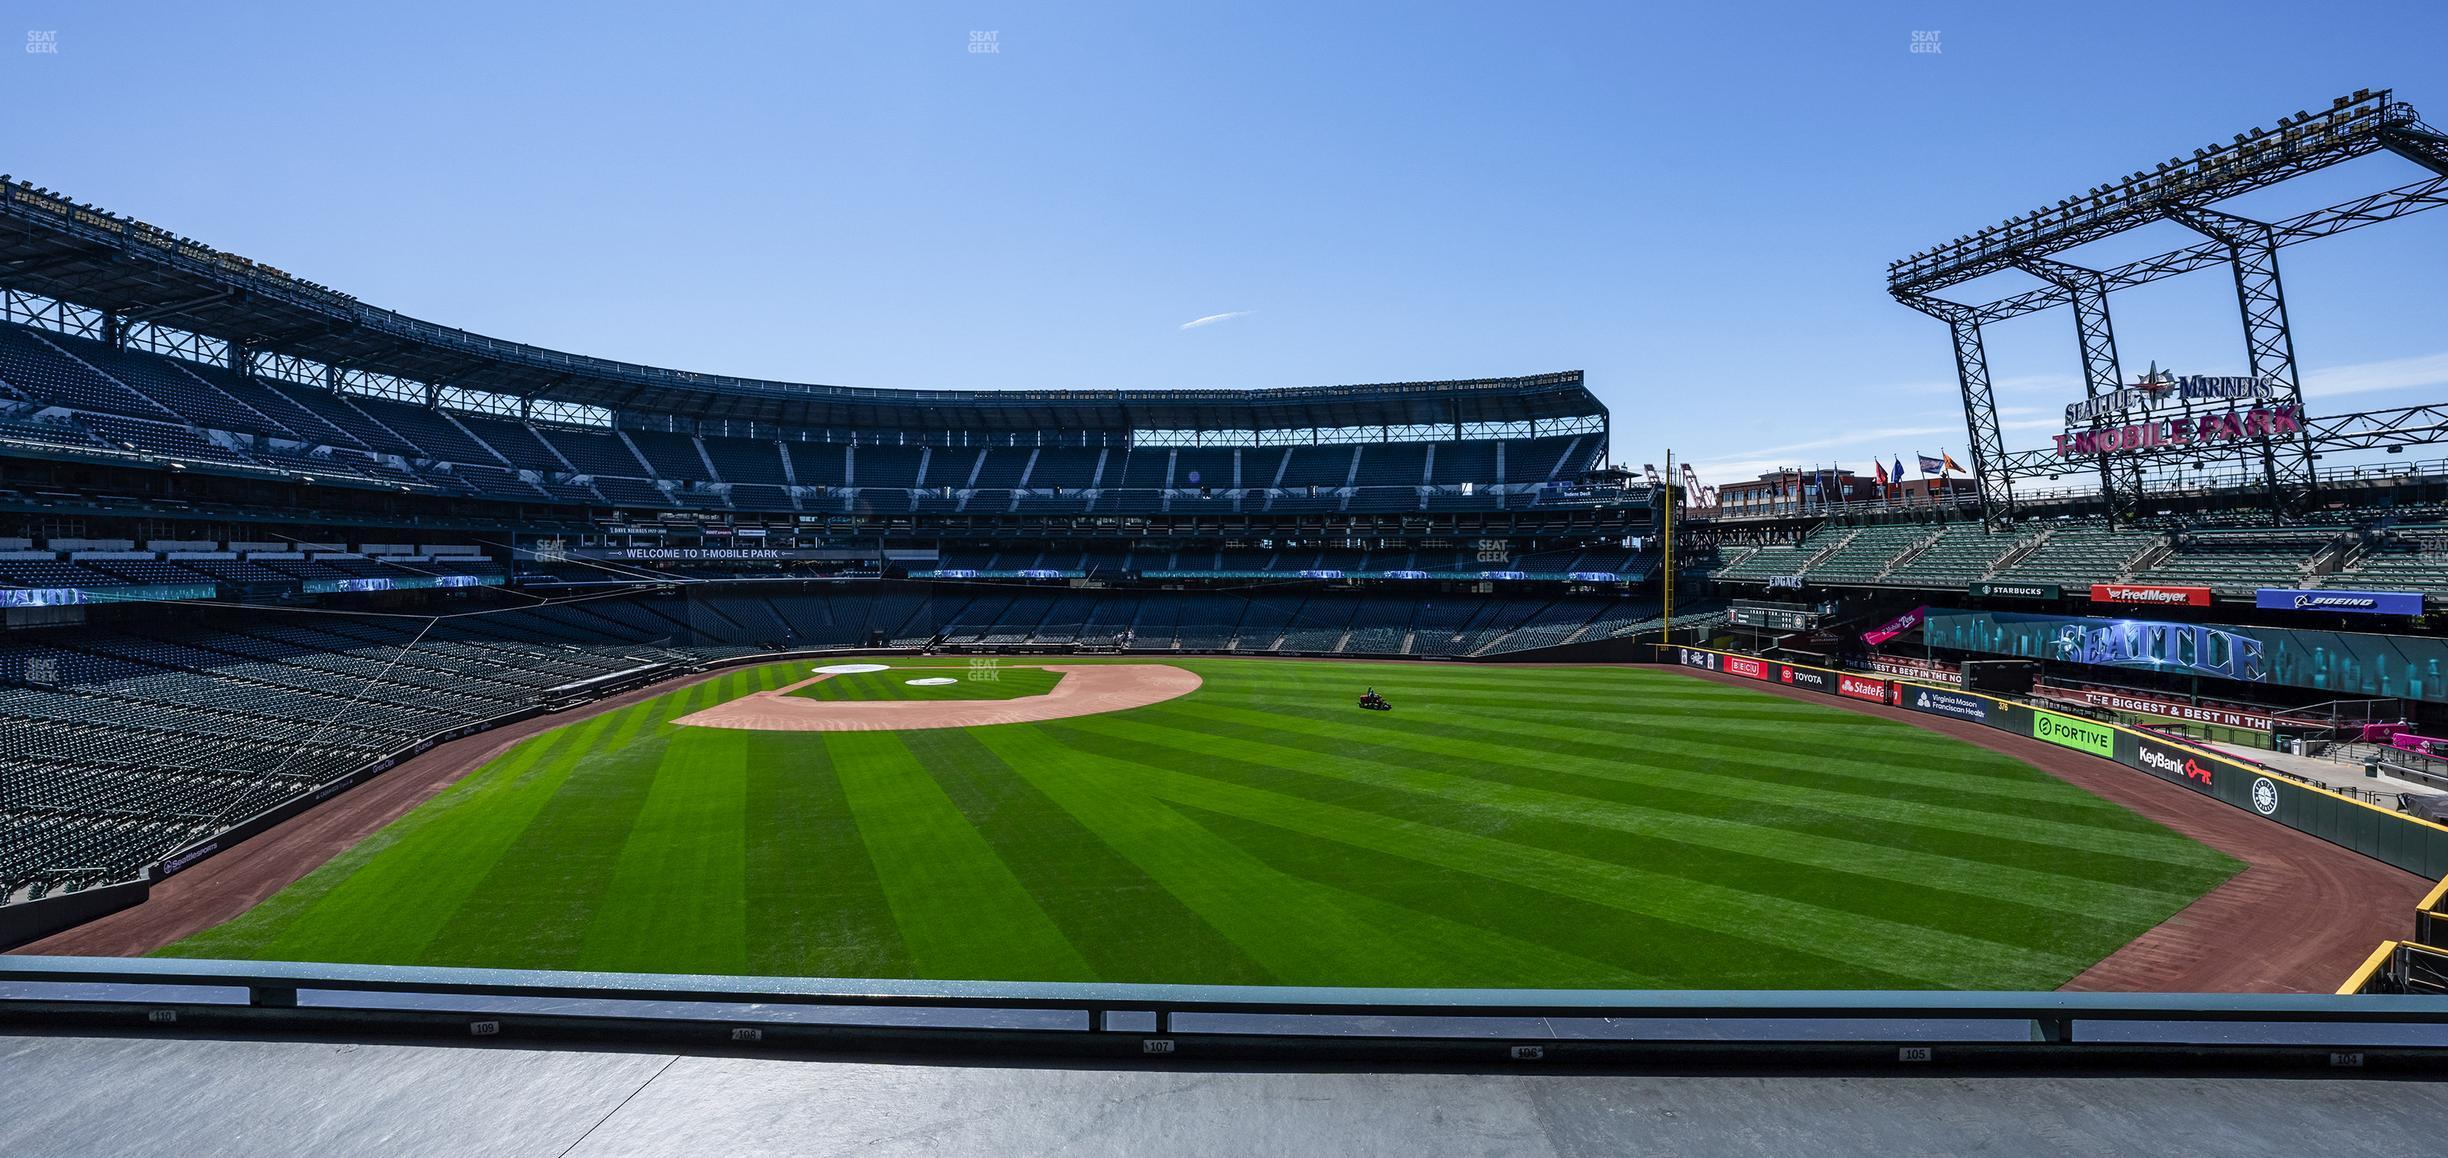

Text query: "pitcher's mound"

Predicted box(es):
[674, 663, 1202, 732]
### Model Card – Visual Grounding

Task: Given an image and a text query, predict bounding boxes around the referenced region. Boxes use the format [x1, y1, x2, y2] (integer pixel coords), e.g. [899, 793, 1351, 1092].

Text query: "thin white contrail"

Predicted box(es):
[1179, 310, 1253, 330]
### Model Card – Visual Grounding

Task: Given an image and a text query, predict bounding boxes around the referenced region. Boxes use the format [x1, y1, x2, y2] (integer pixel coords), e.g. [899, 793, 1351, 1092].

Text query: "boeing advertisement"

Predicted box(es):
[2254, 588, 2424, 616]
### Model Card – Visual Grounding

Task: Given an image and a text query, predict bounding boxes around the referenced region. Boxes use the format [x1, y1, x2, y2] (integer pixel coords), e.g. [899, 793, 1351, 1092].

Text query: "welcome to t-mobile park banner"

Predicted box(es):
[1921, 608, 2448, 703]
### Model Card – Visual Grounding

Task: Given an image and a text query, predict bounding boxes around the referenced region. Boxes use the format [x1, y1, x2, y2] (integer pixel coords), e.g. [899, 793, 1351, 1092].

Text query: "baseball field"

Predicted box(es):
[156, 659, 2242, 989]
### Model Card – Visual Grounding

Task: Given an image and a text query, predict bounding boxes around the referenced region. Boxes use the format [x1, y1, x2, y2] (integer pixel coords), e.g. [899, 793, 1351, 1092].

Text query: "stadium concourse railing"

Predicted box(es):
[1659, 644, 2448, 996]
[3, 955, 2448, 1069]
[2342, 876, 2448, 996]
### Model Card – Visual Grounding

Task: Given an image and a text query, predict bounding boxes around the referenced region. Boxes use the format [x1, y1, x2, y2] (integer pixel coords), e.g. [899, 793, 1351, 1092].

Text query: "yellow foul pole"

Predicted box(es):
[1661, 449, 1674, 649]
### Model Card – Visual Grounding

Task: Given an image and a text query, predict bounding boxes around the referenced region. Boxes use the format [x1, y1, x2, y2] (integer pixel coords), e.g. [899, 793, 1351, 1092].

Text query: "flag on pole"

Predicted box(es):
[1872, 459, 1889, 492]
[1941, 451, 1963, 475]
[1917, 454, 1944, 475]
[1892, 456, 1907, 486]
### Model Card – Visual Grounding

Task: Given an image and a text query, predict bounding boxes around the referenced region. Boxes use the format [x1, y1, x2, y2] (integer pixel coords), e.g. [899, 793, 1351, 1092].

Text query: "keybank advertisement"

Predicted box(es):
[2131, 737, 2219, 796]
[1921, 609, 2448, 703]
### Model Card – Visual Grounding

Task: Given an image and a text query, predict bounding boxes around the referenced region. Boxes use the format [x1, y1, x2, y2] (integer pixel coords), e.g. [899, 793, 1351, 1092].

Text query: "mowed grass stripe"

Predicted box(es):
[155, 726, 581, 962]
[902, 727, 1274, 984]
[741, 729, 911, 977]
[969, 730, 1664, 988]
[1045, 716, 2154, 963]
[1210, 688, 2122, 814]
[1112, 703, 2225, 889]
[1167, 803, 1924, 989]
[164, 658, 2243, 990]
[1106, 752, 2090, 985]
[1468, 700, 2144, 811]
[207, 702, 642, 965]
[415, 678, 730, 967]
[825, 731, 1095, 981]
[1055, 712, 2215, 921]
[1164, 700, 2209, 863]
[576, 708, 753, 974]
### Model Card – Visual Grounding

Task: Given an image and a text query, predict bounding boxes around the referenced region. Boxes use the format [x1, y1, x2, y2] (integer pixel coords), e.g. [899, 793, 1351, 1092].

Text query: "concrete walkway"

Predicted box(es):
[2199, 740, 2446, 803]
[6, 1034, 2448, 1157]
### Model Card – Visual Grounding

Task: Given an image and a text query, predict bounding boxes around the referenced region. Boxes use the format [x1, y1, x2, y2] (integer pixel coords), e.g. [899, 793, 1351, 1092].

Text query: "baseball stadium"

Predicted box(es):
[5, 29, 2448, 1149]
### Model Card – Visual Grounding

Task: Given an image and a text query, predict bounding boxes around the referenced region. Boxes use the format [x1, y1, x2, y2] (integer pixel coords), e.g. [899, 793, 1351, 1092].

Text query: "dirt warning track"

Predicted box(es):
[672, 663, 1202, 732]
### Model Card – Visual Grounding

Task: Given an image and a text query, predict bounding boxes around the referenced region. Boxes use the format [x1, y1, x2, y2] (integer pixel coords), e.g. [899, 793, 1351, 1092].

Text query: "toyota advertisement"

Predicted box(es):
[1778, 665, 1831, 692]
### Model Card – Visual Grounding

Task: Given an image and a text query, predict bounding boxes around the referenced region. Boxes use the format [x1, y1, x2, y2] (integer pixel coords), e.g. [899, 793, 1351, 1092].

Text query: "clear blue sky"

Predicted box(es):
[4, 2, 2444, 487]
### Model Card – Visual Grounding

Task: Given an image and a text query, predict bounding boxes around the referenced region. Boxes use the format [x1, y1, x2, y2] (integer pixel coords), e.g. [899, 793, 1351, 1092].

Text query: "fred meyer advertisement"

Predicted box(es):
[2090, 583, 2211, 608]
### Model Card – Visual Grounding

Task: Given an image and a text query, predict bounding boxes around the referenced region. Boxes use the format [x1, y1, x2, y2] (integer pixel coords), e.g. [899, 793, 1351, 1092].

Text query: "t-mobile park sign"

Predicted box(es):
[2053, 404, 2302, 459]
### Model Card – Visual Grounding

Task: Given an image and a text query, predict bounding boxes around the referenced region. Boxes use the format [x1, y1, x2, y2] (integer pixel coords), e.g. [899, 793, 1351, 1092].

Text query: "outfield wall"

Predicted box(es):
[1669, 646, 2448, 880]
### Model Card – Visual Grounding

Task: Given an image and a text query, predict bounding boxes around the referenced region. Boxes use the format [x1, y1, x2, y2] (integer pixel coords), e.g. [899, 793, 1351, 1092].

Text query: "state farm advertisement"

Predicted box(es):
[1837, 674, 1892, 703]
[2090, 583, 2212, 608]
[1723, 655, 1768, 680]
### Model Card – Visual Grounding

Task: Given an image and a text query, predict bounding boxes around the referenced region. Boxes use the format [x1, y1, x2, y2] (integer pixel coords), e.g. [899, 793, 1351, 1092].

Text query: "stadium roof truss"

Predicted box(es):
[1890, 89, 2448, 528]
[0, 183, 1604, 442]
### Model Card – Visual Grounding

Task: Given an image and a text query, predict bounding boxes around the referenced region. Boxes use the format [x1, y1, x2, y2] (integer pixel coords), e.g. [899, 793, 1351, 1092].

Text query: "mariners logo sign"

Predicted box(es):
[2250, 777, 2280, 816]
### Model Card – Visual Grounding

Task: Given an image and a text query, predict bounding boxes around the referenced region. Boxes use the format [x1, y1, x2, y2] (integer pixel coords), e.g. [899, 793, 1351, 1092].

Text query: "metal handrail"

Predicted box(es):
[6, 955, 2448, 1024]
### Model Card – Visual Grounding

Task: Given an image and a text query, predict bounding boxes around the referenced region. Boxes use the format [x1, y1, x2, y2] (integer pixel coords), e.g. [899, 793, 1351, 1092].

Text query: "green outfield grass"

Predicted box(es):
[160, 660, 2241, 989]
[786, 664, 1066, 702]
